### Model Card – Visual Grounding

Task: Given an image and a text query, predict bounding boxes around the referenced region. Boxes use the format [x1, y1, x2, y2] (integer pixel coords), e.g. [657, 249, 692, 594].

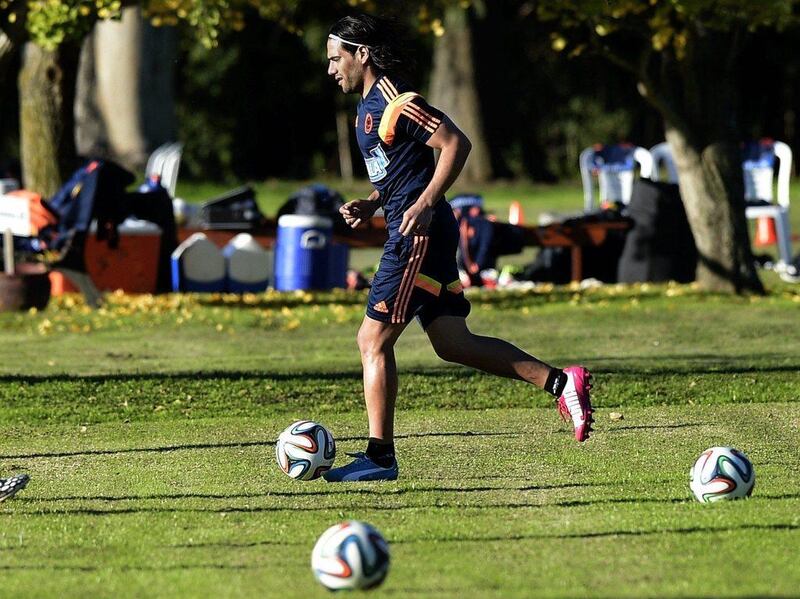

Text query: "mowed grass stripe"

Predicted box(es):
[0, 366, 798, 425]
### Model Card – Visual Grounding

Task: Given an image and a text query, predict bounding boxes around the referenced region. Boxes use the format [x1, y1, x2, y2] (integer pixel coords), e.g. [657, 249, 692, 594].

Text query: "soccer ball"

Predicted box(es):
[275, 420, 335, 480]
[311, 521, 390, 591]
[689, 446, 755, 503]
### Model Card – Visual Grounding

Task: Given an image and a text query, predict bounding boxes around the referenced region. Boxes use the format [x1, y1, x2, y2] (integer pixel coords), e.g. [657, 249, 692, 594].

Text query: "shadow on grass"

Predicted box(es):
[8, 491, 799, 517]
[0, 563, 258, 572]
[0, 369, 408, 385]
[169, 540, 297, 549]
[1, 352, 799, 385]
[0, 430, 518, 460]
[610, 423, 708, 431]
[18, 482, 605, 504]
[394, 522, 800, 544]
[590, 353, 800, 377]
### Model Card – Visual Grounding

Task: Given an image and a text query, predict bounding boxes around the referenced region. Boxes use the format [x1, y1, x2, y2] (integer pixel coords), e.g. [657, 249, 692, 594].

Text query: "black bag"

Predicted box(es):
[198, 186, 266, 229]
[277, 184, 347, 232]
[617, 179, 697, 283]
[124, 186, 178, 293]
[521, 246, 572, 284]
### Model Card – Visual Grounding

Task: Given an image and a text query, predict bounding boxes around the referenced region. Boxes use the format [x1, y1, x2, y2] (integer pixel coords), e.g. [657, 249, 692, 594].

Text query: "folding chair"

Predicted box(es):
[649, 142, 679, 184]
[742, 139, 794, 273]
[144, 142, 183, 198]
[579, 143, 654, 212]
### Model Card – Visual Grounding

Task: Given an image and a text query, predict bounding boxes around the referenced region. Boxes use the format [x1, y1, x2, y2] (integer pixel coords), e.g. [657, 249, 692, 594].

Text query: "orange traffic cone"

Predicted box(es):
[754, 216, 777, 246]
[508, 201, 524, 225]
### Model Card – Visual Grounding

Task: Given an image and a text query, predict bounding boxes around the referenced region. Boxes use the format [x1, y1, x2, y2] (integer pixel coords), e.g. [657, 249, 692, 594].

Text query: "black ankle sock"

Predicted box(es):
[545, 369, 568, 398]
[366, 438, 395, 468]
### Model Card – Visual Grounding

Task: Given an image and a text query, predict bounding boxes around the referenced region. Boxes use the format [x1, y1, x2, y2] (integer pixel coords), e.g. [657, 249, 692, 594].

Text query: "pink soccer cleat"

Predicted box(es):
[557, 366, 594, 442]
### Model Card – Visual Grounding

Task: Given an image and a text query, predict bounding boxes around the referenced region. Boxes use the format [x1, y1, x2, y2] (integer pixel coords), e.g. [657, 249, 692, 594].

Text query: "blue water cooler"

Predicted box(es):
[274, 215, 334, 291]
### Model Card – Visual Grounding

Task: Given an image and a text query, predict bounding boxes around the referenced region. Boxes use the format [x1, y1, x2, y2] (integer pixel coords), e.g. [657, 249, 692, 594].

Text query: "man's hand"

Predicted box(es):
[399, 199, 433, 237]
[339, 198, 379, 229]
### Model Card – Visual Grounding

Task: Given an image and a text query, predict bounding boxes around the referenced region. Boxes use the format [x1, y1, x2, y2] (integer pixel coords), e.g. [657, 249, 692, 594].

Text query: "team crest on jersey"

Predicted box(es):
[365, 145, 389, 182]
[364, 113, 373, 134]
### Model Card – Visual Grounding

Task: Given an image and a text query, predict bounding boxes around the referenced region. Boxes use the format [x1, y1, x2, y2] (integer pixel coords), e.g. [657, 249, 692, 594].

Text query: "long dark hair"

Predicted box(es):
[329, 14, 414, 77]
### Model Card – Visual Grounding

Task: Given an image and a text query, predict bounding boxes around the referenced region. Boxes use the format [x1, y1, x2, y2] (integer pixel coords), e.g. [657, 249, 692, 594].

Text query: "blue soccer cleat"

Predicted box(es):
[0, 473, 30, 502]
[323, 452, 399, 482]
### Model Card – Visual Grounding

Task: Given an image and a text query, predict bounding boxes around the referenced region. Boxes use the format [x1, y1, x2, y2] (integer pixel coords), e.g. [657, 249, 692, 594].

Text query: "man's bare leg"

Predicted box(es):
[356, 316, 408, 441]
[324, 316, 406, 482]
[426, 315, 594, 441]
[425, 315, 553, 386]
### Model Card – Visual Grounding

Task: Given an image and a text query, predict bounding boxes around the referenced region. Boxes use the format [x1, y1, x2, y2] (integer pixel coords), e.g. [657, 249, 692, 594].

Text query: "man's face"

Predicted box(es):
[327, 38, 365, 94]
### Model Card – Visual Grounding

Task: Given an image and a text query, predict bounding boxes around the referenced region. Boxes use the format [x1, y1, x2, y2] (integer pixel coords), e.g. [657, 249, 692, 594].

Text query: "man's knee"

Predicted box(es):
[356, 325, 374, 355]
[357, 322, 395, 359]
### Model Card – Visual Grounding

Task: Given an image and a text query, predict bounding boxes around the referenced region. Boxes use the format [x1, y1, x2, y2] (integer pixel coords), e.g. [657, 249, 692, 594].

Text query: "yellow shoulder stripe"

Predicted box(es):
[378, 92, 420, 145]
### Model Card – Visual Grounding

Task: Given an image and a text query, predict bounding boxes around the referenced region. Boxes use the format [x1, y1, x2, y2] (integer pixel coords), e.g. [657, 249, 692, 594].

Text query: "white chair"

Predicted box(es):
[649, 142, 679, 183]
[648, 138, 794, 275]
[145, 142, 183, 197]
[579, 143, 654, 212]
[742, 139, 793, 271]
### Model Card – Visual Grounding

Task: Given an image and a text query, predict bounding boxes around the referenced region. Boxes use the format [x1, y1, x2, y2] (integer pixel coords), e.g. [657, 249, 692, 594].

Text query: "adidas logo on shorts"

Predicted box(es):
[373, 300, 389, 313]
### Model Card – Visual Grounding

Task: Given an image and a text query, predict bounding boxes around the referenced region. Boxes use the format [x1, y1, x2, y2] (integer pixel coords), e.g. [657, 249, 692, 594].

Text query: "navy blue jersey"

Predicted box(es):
[355, 75, 444, 229]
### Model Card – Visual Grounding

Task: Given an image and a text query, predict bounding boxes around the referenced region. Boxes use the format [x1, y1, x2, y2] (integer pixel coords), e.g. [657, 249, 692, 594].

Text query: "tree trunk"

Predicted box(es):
[0, 32, 16, 145]
[75, 33, 109, 159]
[666, 128, 763, 293]
[18, 41, 80, 197]
[84, 6, 177, 173]
[642, 25, 763, 294]
[429, 5, 492, 184]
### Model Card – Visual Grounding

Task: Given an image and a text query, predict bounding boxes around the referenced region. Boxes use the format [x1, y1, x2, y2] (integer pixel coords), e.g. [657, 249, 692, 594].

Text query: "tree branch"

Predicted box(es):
[0, 1, 29, 45]
[594, 35, 690, 137]
[0, 30, 12, 61]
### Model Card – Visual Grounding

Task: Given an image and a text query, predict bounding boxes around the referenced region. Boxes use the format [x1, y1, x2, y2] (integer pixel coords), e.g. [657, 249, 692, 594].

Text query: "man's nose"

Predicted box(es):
[327, 63, 336, 76]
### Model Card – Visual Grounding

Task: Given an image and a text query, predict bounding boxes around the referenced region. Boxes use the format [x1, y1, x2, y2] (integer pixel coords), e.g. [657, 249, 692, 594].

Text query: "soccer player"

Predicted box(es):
[324, 14, 593, 482]
[0, 473, 29, 502]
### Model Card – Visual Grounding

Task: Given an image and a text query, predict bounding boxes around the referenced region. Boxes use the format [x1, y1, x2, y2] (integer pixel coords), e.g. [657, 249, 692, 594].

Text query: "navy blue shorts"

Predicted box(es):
[366, 206, 471, 329]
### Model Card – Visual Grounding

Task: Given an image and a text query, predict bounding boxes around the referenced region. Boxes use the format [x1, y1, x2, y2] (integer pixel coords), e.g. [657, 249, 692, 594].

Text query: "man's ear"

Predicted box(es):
[357, 46, 370, 65]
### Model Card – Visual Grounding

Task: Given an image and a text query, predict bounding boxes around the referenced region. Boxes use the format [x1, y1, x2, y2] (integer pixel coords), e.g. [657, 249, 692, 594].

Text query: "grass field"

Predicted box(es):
[1, 282, 799, 597]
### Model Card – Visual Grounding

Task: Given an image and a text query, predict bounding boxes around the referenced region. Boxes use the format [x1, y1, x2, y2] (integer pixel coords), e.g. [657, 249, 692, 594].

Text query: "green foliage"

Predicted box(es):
[542, 96, 633, 178]
[173, 11, 338, 182]
[3, 0, 473, 51]
[21, 0, 120, 49]
[538, 0, 798, 60]
[1, 0, 300, 49]
[174, 37, 239, 182]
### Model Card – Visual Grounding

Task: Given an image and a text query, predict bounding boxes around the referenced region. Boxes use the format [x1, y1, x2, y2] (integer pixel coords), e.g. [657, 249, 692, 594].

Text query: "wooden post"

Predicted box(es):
[3, 229, 14, 275]
[336, 110, 353, 183]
